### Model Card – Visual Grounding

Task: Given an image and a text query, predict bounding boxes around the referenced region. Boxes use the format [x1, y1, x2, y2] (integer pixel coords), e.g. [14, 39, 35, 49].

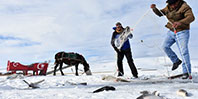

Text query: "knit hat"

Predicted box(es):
[116, 22, 122, 26]
[166, 0, 179, 5]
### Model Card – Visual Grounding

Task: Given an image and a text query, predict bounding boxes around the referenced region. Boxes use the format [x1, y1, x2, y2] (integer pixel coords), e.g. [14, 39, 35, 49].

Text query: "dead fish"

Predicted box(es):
[176, 89, 188, 97]
[152, 91, 160, 96]
[93, 86, 116, 93]
[140, 90, 150, 95]
[137, 91, 164, 99]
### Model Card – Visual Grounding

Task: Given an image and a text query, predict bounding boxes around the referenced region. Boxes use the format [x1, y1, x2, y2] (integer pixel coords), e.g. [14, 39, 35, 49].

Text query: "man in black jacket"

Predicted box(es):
[111, 22, 138, 78]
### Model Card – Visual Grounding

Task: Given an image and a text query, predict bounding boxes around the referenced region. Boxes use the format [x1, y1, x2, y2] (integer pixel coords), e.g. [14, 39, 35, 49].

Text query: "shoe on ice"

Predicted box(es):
[172, 60, 182, 71]
[182, 73, 189, 79]
[134, 75, 138, 78]
[117, 72, 123, 77]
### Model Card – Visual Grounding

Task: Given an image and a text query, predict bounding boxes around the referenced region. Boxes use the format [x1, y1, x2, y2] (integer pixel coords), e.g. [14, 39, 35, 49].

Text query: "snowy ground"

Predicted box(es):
[0, 57, 198, 99]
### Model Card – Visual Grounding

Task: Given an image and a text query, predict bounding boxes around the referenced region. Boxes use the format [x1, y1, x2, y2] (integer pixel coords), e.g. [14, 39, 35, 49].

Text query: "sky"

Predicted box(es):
[0, 0, 197, 67]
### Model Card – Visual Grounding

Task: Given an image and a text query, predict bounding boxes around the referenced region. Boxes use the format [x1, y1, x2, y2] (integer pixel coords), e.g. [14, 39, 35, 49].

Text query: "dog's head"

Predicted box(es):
[54, 52, 64, 64]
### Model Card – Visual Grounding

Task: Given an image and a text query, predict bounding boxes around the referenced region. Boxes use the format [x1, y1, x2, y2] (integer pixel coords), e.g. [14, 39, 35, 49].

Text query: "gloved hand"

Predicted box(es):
[128, 33, 133, 39]
[150, 4, 156, 9]
[172, 22, 181, 28]
[115, 48, 120, 53]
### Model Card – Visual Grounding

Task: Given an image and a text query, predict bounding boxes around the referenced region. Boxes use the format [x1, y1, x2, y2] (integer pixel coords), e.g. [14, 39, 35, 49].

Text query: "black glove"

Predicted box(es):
[115, 48, 120, 53]
[112, 44, 120, 53]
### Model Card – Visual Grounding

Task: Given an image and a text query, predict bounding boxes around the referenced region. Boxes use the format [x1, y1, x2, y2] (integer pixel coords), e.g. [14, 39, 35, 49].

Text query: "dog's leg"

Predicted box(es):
[54, 63, 59, 76]
[59, 62, 64, 75]
[75, 63, 79, 76]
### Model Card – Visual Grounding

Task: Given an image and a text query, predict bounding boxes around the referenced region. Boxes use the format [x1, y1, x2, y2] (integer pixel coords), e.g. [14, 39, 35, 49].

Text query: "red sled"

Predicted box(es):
[7, 60, 48, 75]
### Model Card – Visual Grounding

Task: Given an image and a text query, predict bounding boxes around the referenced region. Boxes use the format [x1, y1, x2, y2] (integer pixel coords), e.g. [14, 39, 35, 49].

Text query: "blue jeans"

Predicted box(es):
[162, 30, 191, 74]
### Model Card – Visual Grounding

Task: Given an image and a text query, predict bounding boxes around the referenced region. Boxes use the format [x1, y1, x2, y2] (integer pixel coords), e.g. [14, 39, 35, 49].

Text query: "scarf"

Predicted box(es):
[116, 28, 124, 33]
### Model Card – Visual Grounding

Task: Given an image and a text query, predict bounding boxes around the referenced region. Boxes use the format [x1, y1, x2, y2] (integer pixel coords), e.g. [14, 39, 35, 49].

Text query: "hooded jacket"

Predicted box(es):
[152, 1, 195, 32]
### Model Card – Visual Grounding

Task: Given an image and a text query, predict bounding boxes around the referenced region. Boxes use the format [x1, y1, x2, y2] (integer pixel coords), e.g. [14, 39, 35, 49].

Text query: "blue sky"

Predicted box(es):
[0, 0, 197, 67]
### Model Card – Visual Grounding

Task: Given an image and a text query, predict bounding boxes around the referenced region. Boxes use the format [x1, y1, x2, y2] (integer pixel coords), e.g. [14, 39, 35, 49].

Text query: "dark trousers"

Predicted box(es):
[117, 48, 138, 77]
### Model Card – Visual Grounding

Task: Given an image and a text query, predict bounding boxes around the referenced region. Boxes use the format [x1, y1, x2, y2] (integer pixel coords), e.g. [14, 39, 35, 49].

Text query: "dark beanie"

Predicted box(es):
[166, 0, 179, 5]
[116, 22, 122, 26]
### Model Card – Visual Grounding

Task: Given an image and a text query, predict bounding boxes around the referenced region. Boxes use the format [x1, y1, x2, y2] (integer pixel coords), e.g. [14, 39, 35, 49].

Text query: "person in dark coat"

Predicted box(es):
[111, 22, 138, 78]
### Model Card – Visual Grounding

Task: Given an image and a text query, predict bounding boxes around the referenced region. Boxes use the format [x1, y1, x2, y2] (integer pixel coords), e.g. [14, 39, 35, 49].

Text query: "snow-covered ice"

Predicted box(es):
[0, 57, 198, 99]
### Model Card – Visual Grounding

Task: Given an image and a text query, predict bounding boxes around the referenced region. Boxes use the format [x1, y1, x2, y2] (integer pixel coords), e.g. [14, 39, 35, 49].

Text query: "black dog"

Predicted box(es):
[54, 51, 92, 76]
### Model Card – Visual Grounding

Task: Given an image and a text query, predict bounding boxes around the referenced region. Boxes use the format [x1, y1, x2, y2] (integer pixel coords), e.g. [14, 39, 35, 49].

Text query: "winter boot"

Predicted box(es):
[172, 59, 182, 71]
[117, 72, 123, 77]
[134, 75, 138, 78]
[182, 73, 189, 79]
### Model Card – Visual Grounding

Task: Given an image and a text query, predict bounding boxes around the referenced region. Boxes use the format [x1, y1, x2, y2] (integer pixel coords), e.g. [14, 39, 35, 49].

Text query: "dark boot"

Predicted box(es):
[172, 59, 182, 71]
[134, 75, 138, 78]
[118, 72, 123, 77]
[182, 73, 189, 79]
